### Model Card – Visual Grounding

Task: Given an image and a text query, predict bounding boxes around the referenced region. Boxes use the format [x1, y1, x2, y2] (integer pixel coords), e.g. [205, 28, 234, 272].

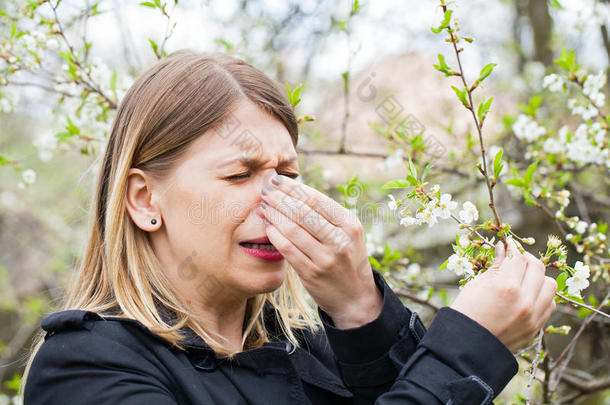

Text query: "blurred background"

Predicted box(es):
[0, 0, 609, 403]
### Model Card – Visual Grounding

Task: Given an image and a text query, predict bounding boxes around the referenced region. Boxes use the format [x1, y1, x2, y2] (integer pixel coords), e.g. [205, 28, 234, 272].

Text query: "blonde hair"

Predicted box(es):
[21, 49, 321, 396]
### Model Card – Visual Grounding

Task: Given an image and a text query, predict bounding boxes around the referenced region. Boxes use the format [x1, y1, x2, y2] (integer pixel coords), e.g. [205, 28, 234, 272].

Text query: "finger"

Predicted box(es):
[265, 174, 356, 227]
[261, 186, 338, 245]
[497, 239, 528, 283]
[489, 240, 506, 269]
[263, 218, 313, 271]
[520, 252, 546, 306]
[260, 200, 325, 261]
[533, 277, 558, 326]
[539, 296, 557, 328]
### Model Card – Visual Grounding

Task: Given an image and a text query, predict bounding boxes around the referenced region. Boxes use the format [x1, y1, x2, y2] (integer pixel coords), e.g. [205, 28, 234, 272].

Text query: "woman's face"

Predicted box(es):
[134, 98, 299, 307]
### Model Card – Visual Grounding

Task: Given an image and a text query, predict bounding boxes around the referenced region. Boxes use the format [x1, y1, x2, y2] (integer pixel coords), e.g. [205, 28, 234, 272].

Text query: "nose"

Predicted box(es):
[255, 169, 277, 215]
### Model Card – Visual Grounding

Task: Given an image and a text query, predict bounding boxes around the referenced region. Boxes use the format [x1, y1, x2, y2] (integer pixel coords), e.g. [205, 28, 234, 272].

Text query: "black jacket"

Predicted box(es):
[24, 270, 518, 404]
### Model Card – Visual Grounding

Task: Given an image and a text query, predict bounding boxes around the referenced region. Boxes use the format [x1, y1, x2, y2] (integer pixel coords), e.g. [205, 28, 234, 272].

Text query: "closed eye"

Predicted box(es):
[226, 172, 300, 181]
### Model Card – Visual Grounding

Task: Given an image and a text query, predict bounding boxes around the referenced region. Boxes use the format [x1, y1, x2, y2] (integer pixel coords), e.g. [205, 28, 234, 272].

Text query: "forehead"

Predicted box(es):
[187, 99, 297, 167]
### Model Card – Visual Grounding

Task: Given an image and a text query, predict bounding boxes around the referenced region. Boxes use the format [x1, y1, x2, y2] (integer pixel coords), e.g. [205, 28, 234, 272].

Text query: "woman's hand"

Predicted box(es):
[450, 238, 558, 353]
[257, 174, 382, 329]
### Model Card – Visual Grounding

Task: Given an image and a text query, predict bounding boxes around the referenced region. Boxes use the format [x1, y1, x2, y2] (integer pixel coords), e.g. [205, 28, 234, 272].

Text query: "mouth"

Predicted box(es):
[239, 236, 275, 249]
[238, 236, 283, 260]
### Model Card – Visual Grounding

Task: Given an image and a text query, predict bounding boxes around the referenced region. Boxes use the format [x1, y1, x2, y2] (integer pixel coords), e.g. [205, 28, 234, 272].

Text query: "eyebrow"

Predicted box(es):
[216, 155, 298, 170]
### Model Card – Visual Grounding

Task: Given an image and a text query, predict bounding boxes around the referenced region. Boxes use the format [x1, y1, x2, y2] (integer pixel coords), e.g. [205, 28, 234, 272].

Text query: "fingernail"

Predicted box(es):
[262, 187, 268, 195]
[271, 176, 280, 186]
[261, 201, 267, 209]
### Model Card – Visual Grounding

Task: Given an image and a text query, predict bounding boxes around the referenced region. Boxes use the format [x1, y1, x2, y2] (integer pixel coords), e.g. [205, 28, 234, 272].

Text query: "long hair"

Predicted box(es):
[21, 49, 321, 395]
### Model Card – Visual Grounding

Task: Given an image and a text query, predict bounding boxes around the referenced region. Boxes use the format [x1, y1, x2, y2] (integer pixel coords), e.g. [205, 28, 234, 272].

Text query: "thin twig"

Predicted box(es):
[550, 290, 610, 377]
[525, 328, 545, 405]
[48, 0, 117, 109]
[442, 5, 504, 242]
[554, 292, 610, 320]
[296, 147, 470, 177]
[395, 288, 441, 311]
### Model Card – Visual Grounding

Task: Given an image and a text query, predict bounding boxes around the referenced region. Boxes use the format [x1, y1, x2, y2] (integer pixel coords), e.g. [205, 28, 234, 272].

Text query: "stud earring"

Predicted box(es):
[151, 218, 157, 225]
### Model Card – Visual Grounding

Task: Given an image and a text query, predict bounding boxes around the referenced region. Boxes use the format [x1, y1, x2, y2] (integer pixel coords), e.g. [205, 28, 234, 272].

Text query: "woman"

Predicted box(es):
[22, 50, 557, 404]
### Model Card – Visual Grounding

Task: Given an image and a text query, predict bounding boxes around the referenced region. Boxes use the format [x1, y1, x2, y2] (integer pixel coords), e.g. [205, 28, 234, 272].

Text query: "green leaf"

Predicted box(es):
[285, 83, 303, 108]
[437, 259, 449, 271]
[477, 97, 493, 124]
[554, 47, 576, 72]
[524, 161, 538, 186]
[140, 1, 156, 7]
[477, 63, 497, 84]
[451, 86, 469, 108]
[369, 256, 381, 270]
[148, 39, 159, 55]
[492, 149, 504, 180]
[505, 177, 524, 187]
[406, 150, 418, 183]
[381, 179, 411, 189]
[3, 373, 21, 393]
[433, 54, 452, 77]
[421, 163, 434, 183]
[556, 272, 568, 292]
[431, 9, 453, 33]
[518, 95, 542, 117]
[0, 154, 12, 166]
[523, 190, 537, 206]
[215, 37, 233, 51]
[66, 117, 80, 135]
[110, 70, 117, 93]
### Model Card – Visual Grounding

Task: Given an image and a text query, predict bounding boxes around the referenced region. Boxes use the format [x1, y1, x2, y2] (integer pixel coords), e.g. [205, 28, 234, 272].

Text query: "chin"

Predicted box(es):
[240, 265, 287, 295]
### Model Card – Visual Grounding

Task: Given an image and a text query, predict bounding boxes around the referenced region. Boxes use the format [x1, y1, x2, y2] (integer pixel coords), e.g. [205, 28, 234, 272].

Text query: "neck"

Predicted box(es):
[185, 292, 248, 353]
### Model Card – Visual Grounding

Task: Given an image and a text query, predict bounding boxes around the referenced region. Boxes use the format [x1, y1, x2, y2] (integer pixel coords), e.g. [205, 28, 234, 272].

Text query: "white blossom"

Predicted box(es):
[589, 91, 605, 107]
[542, 73, 564, 92]
[400, 214, 422, 227]
[522, 237, 536, 245]
[22, 169, 36, 184]
[447, 253, 474, 277]
[365, 223, 385, 255]
[557, 190, 570, 207]
[406, 263, 421, 277]
[458, 201, 479, 224]
[575, 221, 588, 234]
[542, 137, 564, 154]
[45, 38, 59, 51]
[512, 114, 546, 142]
[547, 234, 561, 249]
[33, 132, 58, 162]
[377, 149, 404, 171]
[387, 194, 398, 211]
[432, 193, 457, 219]
[458, 234, 470, 249]
[566, 261, 590, 297]
[583, 71, 606, 96]
[416, 207, 438, 227]
[568, 98, 598, 120]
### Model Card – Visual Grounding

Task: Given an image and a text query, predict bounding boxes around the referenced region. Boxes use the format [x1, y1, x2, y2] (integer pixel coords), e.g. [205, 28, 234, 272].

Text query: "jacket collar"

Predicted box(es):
[152, 298, 293, 352]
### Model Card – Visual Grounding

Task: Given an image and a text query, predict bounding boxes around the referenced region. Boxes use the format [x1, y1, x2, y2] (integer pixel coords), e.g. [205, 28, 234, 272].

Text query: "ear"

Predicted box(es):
[126, 168, 162, 232]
